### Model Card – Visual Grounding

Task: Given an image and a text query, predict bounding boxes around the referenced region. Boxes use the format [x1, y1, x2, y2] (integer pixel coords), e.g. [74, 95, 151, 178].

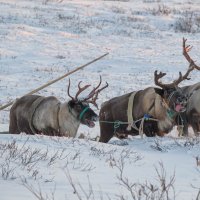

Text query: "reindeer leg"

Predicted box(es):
[182, 113, 189, 136]
[9, 115, 20, 134]
[99, 122, 114, 143]
[188, 110, 200, 136]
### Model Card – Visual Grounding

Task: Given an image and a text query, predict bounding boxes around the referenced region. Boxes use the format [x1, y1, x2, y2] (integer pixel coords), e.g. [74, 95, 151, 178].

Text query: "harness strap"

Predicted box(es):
[57, 103, 61, 134]
[79, 106, 90, 120]
[30, 96, 46, 134]
[148, 101, 155, 116]
[161, 98, 176, 119]
[127, 92, 137, 131]
[167, 91, 176, 104]
[68, 103, 90, 121]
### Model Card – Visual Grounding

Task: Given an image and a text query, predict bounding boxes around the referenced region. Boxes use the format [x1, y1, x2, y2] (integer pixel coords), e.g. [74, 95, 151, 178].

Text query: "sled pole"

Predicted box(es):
[0, 53, 109, 111]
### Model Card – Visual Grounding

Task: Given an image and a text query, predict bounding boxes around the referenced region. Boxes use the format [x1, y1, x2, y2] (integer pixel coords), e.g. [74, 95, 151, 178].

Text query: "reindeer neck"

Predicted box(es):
[58, 102, 80, 137]
[166, 109, 177, 119]
[161, 98, 177, 120]
[67, 102, 79, 120]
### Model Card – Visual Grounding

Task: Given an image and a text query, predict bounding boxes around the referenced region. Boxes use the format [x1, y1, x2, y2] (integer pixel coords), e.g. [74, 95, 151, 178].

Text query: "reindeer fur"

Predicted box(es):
[177, 82, 200, 135]
[99, 87, 179, 143]
[10, 95, 88, 137]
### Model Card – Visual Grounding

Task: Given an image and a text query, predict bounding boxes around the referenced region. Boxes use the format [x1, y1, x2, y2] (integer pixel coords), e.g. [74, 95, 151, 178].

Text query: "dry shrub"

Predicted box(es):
[174, 11, 200, 33]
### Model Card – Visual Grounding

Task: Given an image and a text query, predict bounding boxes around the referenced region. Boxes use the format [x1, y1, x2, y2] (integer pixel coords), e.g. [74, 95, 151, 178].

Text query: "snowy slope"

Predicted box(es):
[0, 0, 200, 199]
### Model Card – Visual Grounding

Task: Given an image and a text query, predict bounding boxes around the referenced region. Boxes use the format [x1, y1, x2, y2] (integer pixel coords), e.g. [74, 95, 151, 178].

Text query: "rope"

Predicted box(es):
[162, 96, 185, 136]
[139, 117, 145, 138]
[99, 117, 158, 138]
[0, 53, 109, 111]
[161, 98, 176, 119]
[99, 118, 158, 126]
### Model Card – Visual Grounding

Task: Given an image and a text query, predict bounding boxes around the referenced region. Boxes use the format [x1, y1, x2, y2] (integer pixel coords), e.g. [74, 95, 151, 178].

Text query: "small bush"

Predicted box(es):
[174, 11, 200, 33]
[148, 4, 172, 16]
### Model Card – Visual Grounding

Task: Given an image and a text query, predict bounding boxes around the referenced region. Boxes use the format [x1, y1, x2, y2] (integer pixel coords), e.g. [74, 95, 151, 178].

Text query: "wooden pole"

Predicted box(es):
[0, 53, 109, 111]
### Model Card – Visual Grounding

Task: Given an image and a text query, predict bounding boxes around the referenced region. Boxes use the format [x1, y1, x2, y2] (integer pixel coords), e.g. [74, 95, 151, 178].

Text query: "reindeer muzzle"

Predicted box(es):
[175, 99, 187, 112]
[175, 104, 186, 112]
[85, 116, 99, 128]
[174, 96, 187, 113]
[85, 119, 95, 128]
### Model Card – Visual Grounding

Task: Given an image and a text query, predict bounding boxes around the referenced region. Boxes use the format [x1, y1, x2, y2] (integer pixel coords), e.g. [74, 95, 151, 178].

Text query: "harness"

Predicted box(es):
[162, 92, 185, 136]
[166, 90, 181, 112]
[100, 92, 158, 138]
[167, 90, 177, 104]
[127, 93, 159, 138]
[29, 96, 46, 134]
[79, 106, 90, 120]
[127, 92, 137, 131]
[161, 98, 177, 119]
[57, 103, 61, 134]
[68, 103, 90, 121]
[100, 117, 158, 138]
[100, 89, 187, 138]
[56, 103, 89, 136]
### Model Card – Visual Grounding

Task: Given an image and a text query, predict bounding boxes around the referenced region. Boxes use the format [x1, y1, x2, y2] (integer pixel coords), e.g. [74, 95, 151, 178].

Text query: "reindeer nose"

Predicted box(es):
[177, 96, 184, 104]
[177, 97, 181, 102]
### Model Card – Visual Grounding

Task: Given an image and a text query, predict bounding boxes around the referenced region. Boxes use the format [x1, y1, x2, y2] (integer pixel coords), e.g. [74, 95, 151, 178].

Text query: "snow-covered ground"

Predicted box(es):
[0, 0, 200, 199]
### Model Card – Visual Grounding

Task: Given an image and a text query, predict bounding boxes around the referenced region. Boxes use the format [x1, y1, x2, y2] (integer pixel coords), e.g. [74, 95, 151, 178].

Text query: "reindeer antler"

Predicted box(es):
[75, 81, 91, 100]
[154, 71, 167, 88]
[183, 37, 200, 70]
[67, 76, 108, 108]
[67, 79, 91, 101]
[154, 38, 200, 89]
[154, 67, 193, 89]
[83, 76, 109, 108]
[85, 82, 109, 109]
[67, 79, 75, 100]
[86, 75, 103, 100]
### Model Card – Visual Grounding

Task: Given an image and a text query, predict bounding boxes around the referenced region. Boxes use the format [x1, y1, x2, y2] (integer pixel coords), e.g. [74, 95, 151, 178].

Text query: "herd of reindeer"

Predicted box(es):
[8, 38, 200, 143]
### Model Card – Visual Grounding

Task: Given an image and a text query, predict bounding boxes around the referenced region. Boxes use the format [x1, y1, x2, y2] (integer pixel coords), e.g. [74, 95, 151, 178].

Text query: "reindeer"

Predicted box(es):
[99, 66, 194, 143]
[176, 38, 200, 136]
[9, 77, 108, 137]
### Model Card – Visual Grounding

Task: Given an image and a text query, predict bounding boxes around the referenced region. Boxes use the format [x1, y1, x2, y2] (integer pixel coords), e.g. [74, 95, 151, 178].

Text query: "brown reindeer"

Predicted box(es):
[9, 77, 108, 137]
[176, 38, 200, 136]
[99, 66, 194, 143]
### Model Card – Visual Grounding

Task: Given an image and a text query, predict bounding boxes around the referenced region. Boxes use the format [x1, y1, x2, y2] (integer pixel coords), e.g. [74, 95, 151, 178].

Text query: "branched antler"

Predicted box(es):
[67, 79, 91, 101]
[183, 37, 200, 70]
[85, 82, 109, 109]
[85, 76, 103, 100]
[75, 81, 91, 100]
[154, 68, 193, 89]
[83, 76, 109, 108]
[154, 71, 167, 88]
[67, 79, 74, 100]
[67, 76, 108, 108]
[154, 38, 200, 89]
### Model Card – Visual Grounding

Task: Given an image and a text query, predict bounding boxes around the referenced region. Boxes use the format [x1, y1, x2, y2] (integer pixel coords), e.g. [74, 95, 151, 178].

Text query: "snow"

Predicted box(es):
[0, 0, 200, 199]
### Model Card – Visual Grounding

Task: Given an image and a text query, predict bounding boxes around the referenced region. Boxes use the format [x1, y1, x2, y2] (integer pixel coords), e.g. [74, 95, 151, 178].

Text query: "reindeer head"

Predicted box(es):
[153, 38, 199, 114]
[154, 68, 193, 113]
[67, 76, 108, 128]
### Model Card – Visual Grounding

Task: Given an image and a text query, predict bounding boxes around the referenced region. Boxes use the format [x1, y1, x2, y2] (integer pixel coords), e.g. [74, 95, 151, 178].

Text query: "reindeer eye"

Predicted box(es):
[76, 105, 82, 110]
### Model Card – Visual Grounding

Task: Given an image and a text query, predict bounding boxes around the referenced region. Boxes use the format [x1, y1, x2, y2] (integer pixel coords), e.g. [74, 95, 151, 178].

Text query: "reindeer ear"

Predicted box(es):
[154, 88, 164, 97]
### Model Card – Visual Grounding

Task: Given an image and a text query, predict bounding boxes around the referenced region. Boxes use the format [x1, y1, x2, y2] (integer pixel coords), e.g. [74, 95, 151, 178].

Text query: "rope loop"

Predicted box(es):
[114, 120, 121, 130]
